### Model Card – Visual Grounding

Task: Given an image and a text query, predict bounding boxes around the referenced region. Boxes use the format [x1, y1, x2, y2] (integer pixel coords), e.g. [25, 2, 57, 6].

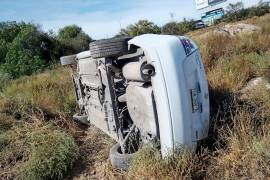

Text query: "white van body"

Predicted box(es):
[61, 34, 209, 159]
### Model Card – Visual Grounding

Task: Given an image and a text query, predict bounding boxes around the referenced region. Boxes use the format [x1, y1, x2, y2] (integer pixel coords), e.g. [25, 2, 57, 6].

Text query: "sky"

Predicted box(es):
[0, 0, 260, 39]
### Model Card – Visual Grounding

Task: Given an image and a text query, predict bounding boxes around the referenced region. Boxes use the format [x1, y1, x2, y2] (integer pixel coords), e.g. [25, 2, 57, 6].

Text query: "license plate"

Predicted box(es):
[191, 89, 199, 112]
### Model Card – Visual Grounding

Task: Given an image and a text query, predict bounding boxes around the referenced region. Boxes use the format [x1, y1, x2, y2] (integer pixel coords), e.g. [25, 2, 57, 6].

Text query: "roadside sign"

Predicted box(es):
[195, 0, 227, 10]
[196, 0, 209, 10]
[208, 0, 227, 6]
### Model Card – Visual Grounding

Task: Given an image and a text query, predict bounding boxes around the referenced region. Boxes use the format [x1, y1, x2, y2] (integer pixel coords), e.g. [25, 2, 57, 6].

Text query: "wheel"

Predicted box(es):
[90, 37, 131, 58]
[73, 113, 88, 125]
[60, 55, 76, 66]
[109, 143, 136, 171]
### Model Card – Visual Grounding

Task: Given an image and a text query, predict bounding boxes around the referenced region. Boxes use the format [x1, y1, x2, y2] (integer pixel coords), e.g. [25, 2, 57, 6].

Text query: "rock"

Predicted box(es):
[196, 23, 260, 39]
[240, 77, 270, 94]
[217, 23, 259, 36]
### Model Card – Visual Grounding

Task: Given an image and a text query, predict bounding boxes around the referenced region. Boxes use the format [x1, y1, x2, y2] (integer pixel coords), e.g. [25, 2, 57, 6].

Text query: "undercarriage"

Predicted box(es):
[60, 34, 210, 170]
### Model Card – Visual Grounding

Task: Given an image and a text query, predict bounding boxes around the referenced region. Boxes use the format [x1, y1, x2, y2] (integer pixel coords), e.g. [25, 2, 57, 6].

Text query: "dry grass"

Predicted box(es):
[0, 67, 80, 137]
[2, 68, 76, 116]
[206, 104, 270, 179]
[126, 146, 208, 180]
[0, 118, 79, 180]
[207, 52, 269, 91]
[235, 32, 270, 54]
[192, 14, 270, 73]
[207, 55, 253, 91]
[0, 67, 81, 180]
[195, 33, 236, 70]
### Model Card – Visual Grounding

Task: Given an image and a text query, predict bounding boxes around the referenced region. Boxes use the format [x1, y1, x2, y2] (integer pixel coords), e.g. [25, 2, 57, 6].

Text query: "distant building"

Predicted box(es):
[201, 8, 225, 26]
[195, 0, 227, 26]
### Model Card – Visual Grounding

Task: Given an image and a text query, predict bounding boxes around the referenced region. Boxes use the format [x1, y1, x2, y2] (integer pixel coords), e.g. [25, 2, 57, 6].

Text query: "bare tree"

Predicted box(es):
[226, 2, 244, 14]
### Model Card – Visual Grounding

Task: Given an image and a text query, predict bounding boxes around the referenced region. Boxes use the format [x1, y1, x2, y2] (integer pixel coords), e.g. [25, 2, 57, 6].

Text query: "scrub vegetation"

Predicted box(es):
[0, 2, 270, 180]
[0, 68, 81, 179]
[0, 23, 91, 80]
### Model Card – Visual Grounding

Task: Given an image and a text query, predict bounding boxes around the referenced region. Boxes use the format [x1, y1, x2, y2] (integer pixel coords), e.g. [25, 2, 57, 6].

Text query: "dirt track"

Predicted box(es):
[65, 126, 115, 180]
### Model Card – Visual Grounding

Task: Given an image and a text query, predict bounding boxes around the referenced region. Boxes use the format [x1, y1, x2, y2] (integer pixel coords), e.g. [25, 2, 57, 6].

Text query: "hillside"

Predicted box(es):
[0, 14, 270, 179]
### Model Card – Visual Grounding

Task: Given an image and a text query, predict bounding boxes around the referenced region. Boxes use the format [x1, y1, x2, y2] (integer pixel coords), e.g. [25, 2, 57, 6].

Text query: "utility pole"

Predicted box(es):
[170, 13, 175, 22]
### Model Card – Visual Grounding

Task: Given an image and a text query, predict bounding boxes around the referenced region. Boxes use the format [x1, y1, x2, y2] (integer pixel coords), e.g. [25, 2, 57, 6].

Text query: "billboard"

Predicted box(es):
[196, 0, 227, 9]
[208, 0, 227, 6]
[196, 0, 209, 10]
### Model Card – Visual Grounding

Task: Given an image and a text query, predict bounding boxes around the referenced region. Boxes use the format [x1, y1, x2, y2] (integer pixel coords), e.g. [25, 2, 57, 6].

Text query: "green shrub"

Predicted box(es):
[0, 122, 79, 180]
[2, 25, 54, 78]
[19, 129, 79, 180]
[162, 19, 196, 35]
[58, 25, 92, 54]
[0, 22, 21, 43]
[0, 22, 24, 64]
[0, 39, 7, 63]
[162, 22, 183, 35]
[116, 20, 161, 37]
[0, 22, 91, 79]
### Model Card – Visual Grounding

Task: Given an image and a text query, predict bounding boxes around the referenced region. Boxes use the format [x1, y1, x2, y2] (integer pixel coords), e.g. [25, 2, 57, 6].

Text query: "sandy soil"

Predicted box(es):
[65, 126, 126, 180]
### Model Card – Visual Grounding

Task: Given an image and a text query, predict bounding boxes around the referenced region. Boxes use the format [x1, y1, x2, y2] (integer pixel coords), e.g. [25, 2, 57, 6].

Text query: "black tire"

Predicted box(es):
[90, 37, 131, 58]
[109, 143, 136, 171]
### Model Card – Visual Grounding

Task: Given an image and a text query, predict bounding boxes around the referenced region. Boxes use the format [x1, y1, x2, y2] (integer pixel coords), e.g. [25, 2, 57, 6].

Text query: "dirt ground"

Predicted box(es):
[65, 126, 122, 180]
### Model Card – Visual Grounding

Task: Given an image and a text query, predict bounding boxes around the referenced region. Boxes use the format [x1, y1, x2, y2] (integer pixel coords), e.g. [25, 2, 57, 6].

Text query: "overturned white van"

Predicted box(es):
[61, 34, 210, 170]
